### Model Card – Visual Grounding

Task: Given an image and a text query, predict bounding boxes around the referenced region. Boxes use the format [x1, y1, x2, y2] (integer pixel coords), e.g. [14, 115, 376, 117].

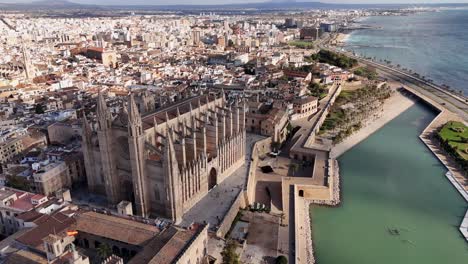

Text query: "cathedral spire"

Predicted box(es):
[153, 115, 158, 132]
[165, 111, 170, 122]
[163, 127, 182, 222]
[128, 93, 143, 137]
[97, 90, 111, 131]
[21, 42, 34, 81]
[82, 114, 92, 141]
[128, 93, 142, 126]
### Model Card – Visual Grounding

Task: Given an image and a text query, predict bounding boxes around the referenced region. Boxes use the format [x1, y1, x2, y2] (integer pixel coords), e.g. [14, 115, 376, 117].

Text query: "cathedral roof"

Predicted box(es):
[141, 95, 216, 130]
[112, 106, 129, 128]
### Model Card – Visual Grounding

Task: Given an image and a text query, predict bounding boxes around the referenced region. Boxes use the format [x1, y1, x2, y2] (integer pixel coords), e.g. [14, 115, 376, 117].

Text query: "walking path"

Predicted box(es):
[294, 160, 341, 264]
[294, 196, 313, 264]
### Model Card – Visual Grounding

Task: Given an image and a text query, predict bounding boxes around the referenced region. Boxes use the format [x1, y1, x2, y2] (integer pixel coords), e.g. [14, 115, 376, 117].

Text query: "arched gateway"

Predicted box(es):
[208, 168, 217, 190]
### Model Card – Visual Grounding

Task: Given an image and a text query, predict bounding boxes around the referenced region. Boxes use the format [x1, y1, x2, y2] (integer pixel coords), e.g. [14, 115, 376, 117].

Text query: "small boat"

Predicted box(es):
[387, 228, 400, 236]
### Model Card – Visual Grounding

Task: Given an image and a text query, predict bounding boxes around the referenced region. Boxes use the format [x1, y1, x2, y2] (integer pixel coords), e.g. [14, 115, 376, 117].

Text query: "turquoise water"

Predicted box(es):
[311, 104, 468, 264]
[344, 10, 468, 94]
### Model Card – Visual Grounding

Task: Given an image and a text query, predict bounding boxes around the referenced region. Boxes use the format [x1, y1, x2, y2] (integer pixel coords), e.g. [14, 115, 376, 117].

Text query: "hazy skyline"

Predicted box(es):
[1, 0, 468, 6]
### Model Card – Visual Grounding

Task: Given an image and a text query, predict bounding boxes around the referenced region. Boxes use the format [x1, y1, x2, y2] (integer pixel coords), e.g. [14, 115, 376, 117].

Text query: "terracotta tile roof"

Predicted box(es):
[148, 226, 201, 264]
[293, 96, 318, 104]
[87, 47, 104, 53]
[16, 210, 44, 222]
[74, 211, 159, 246]
[9, 193, 36, 211]
[4, 249, 47, 264]
[16, 212, 75, 252]
[129, 225, 203, 264]
[128, 226, 178, 264]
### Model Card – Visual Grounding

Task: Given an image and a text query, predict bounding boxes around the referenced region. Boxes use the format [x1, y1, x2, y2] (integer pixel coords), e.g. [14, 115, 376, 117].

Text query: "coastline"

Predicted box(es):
[330, 89, 415, 158]
[334, 33, 350, 44]
[338, 10, 468, 95]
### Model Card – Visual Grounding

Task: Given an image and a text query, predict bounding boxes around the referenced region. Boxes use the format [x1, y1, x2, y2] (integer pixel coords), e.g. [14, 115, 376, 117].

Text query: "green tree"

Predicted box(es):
[313, 50, 358, 69]
[221, 240, 240, 264]
[289, 163, 299, 177]
[308, 82, 327, 99]
[35, 104, 45, 114]
[276, 255, 288, 264]
[354, 66, 377, 80]
[6, 175, 30, 191]
[97, 244, 112, 260]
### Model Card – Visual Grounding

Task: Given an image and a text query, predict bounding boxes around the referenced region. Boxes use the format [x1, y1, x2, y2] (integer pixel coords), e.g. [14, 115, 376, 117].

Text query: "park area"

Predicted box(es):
[288, 40, 314, 49]
[319, 84, 393, 143]
[437, 121, 468, 160]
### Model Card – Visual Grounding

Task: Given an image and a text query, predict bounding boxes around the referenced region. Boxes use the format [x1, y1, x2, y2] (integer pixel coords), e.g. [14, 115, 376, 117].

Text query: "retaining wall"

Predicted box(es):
[245, 137, 272, 205]
[216, 190, 246, 238]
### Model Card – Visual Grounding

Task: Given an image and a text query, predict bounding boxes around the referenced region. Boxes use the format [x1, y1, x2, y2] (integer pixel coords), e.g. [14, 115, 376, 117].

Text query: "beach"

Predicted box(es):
[330, 88, 415, 158]
[333, 33, 349, 45]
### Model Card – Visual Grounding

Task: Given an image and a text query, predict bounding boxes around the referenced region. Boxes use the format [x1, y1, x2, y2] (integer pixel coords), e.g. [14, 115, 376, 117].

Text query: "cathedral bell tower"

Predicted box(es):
[96, 91, 120, 205]
[128, 94, 150, 217]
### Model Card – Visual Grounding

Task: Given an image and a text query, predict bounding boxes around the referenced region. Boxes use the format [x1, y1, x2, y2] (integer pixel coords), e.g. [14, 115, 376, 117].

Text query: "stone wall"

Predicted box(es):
[305, 85, 342, 147]
[244, 137, 272, 205]
[175, 224, 209, 264]
[215, 191, 245, 238]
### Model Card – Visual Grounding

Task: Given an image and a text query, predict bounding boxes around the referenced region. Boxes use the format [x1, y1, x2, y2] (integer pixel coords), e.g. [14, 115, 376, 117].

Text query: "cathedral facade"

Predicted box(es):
[82, 92, 246, 223]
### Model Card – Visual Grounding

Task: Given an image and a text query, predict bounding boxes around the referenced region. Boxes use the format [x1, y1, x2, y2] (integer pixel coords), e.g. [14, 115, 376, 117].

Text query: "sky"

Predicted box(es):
[1, 0, 468, 5]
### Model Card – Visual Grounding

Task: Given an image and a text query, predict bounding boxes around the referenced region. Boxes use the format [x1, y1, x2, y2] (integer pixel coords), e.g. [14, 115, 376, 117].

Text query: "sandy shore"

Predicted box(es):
[335, 33, 350, 44]
[330, 91, 416, 158]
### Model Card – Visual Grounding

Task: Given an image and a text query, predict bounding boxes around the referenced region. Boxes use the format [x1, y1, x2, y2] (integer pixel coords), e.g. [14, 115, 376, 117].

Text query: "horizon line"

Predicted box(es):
[4, 0, 468, 7]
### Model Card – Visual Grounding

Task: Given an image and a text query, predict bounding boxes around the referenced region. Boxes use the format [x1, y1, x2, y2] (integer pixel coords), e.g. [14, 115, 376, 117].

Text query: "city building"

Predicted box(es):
[0, 138, 23, 165]
[32, 161, 71, 196]
[291, 96, 319, 121]
[245, 100, 289, 143]
[300, 27, 321, 41]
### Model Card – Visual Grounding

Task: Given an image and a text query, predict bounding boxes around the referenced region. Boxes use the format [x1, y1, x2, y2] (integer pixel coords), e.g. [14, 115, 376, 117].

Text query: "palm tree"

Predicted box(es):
[289, 163, 299, 177]
[97, 244, 112, 260]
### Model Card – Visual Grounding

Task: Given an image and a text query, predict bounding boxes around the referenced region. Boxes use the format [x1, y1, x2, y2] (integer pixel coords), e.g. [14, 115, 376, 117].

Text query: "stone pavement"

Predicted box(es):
[240, 212, 280, 264]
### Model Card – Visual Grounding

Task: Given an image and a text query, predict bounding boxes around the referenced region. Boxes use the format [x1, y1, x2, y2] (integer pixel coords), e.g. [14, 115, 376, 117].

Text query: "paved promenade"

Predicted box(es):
[293, 160, 340, 264]
[294, 197, 314, 264]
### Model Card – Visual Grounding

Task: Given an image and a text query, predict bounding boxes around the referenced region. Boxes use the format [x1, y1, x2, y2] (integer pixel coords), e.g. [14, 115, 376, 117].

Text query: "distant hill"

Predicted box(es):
[0, 0, 93, 10]
[1, 0, 468, 11]
[27, 0, 82, 6]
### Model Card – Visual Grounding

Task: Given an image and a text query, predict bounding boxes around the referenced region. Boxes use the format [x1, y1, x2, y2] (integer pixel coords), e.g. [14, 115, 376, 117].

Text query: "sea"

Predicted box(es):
[311, 103, 468, 264]
[343, 9, 468, 94]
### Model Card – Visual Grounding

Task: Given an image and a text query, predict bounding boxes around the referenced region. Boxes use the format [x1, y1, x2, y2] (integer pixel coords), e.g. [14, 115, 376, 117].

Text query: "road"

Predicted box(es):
[322, 46, 468, 121]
